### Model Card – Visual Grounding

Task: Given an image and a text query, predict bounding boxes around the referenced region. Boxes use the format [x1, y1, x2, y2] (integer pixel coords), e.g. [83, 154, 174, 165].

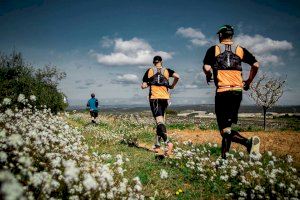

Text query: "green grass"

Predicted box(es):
[67, 113, 300, 199]
[68, 114, 229, 199]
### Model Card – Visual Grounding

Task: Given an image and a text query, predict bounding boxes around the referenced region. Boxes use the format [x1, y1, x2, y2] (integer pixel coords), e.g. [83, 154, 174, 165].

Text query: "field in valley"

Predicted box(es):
[1, 102, 299, 199]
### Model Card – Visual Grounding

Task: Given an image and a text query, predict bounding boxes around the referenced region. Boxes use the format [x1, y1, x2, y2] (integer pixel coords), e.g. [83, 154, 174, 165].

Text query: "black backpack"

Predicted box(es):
[214, 44, 242, 71]
[149, 67, 170, 87]
[213, 44, 243, 86]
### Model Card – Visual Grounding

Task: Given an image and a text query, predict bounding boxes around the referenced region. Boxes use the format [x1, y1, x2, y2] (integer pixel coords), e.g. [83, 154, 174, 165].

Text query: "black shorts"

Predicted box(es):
[149, 99, 168, 118]
[90, 110, 98, 118]
[215, 91, 242, 130]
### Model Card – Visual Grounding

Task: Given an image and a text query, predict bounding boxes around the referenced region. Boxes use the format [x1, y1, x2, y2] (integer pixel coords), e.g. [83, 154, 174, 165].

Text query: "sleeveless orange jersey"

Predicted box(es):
[214, 43, 245, 93]
[148, 67, 170, 99]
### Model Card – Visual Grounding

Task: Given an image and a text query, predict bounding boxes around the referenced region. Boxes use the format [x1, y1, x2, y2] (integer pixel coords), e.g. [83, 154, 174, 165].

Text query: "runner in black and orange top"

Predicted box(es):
[141, 55, 180, 156]
[203, 25, 260, 159]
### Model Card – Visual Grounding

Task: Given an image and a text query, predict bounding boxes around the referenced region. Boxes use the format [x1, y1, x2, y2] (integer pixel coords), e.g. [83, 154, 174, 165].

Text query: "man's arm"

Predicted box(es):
[241, 47, 259, 90]
[202, 46, 215, 84]
[203, 64, 213, 84]
[87, 101, 90, 108]
[95, 99, 99, 108]
[244, 62, 259, 90]
[141, 69, 150, 89]
[169, 72, 180, 89]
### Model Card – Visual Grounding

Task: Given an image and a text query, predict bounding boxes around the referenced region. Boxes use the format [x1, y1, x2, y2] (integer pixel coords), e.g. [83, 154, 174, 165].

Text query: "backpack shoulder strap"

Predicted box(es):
[161, 67, 170, 78]
[148, 67, 155, 78]
[215, 45, 221, 57]
[152, 67, 158, 74]
[217, 43, 237, 54]
[235, 45, 244, 59]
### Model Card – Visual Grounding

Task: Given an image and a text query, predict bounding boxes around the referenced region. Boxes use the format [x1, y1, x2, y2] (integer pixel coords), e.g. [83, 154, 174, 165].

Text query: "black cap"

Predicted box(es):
[91, 93, 95, 98]
[217, 25, 234, 36]
[153, 55, 162, 63]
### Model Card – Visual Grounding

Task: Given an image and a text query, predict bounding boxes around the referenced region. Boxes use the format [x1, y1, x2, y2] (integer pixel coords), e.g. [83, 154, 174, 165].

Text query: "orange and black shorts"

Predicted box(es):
[215, 91, 242, 130]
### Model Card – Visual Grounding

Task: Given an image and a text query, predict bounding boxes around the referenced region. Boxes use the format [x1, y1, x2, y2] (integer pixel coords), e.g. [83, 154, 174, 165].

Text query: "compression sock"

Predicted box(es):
[221, 131, 232, 159]
[156, 123, 168, 143]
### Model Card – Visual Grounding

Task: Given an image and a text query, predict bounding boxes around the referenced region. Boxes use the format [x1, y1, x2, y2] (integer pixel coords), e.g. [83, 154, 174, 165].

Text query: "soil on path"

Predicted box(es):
[169, 130, 300, 163]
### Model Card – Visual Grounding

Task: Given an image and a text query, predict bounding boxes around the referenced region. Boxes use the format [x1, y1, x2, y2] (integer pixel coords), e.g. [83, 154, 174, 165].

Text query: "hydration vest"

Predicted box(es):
[147, 67, 170, 99]
[149, 67, 170, 87]
[213, 43, 244, 92]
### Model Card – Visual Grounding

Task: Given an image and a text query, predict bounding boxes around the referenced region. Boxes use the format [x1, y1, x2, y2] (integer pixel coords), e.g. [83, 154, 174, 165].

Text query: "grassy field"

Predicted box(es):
[66, 111, 300, 199]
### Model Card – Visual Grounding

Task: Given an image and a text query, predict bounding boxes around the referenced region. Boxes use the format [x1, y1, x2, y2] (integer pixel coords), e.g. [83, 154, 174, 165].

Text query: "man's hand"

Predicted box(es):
[243, 80, 251, 91]
[206, 74, 213, 84]
[203, 65, 213, 85]
[141, 82, 148, 89]
[168, 85, 174, 89]
[169, 73, 180, 89]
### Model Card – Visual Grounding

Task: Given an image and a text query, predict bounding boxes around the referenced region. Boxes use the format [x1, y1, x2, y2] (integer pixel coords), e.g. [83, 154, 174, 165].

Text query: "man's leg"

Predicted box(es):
[90, 111, 95, 123]
[220, 127, 232, 159]
[156, 100, 173, 156]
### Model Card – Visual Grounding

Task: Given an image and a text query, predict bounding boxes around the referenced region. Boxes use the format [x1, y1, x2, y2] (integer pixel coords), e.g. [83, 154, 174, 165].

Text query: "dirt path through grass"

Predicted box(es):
[170, 130, 300, 163]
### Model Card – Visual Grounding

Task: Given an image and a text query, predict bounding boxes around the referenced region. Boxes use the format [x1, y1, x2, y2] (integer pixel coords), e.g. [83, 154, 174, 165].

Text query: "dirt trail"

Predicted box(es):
[169, 130, 300, 162]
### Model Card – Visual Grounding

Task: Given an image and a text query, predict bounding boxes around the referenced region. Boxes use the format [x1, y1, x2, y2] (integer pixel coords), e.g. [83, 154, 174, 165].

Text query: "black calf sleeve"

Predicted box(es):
[231, 130, 248, 147]
[156, 123, 168, 143]
[221, 132, 232, 159]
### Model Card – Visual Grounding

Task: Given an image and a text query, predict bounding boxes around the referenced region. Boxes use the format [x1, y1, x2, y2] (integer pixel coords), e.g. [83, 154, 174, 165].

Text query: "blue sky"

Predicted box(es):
[1, 0, 300, 106]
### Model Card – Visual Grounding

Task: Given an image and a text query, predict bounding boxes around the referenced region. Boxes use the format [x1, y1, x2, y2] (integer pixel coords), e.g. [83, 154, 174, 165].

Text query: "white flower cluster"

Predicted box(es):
[160, 169, 168, 179]
[0, 95, 144, 199]
[169, 143, 300, 199]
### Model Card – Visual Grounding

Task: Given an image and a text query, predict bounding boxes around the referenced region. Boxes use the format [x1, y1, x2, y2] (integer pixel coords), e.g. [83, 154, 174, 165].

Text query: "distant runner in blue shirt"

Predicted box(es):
[87, 93, 99, 123]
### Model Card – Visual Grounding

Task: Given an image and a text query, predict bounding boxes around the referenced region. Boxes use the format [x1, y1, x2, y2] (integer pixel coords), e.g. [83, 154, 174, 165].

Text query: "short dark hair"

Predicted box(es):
[91, 93, 95, 98]
[153, 55, 162, 64]
[217, 25, 234, 40]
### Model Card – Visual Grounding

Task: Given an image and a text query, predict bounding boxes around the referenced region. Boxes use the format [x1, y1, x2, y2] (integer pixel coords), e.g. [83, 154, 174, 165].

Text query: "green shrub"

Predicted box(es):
[166, 109, 178, 115]
[0, 51, 67, 113]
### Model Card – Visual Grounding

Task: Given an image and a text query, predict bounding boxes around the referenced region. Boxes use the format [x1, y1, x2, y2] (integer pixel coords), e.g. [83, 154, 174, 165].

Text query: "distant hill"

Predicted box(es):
[68, 104, 300, 113]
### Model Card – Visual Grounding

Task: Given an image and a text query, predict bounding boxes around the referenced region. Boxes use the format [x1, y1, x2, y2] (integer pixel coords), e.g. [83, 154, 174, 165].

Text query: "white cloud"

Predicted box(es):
[112, 74, 139, 85]
[184, 84, 198, 89]
[235, 34, 293, 66]
[101, 36, 114, 48]
[84, 79, 96, 86]
[176, 27, 210, 46]
[95, 37, 173, 66]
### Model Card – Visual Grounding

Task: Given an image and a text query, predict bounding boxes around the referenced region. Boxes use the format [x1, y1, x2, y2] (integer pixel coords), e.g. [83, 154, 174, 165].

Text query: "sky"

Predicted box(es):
[0, 0, 300, 106]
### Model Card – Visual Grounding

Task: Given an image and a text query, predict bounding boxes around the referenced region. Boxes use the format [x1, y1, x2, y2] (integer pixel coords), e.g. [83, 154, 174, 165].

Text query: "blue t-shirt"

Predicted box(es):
[87, 98, 99, 111]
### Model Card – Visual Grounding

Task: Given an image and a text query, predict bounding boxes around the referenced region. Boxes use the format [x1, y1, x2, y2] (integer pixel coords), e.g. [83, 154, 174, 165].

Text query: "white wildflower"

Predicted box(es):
[17, 94, 26, 103]
[286, 155, 293, 163]
[118, 178, 128, 194]
[160, 169, 168, 179]
[279, 183, 286, 188]
[268, 160, 274, 167]
[0, 171, 23, 200]
[231, 169, 238, 177]
[239, 152, 244, 157]
[29, 95, 36, 101]
[7, 134, 23, 147]
[267, 151, 272, 156]
[220, 175, 229, 181]
[99, 164, 114, 190]
[63, 160, 80, 183]
[83, 173, 98, 191]
[5, 109, 14, 117]
[239, 190, 247, 197]
[0, 151, 8, 162]
[18, 156, 32, 167]
[2, 98, 11, 105]
[133, 177, 142, 192]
